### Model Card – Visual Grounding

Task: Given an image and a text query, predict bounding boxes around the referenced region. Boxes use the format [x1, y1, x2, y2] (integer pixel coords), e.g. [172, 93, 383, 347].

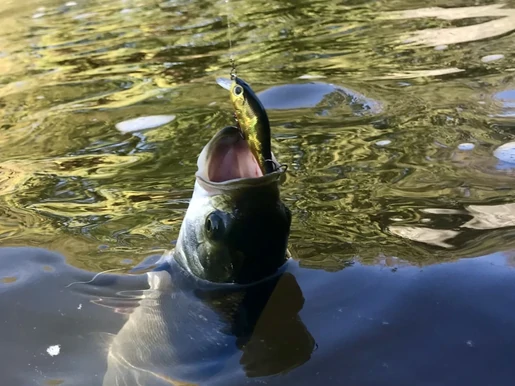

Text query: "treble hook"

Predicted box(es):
[264, 159, 288, 173]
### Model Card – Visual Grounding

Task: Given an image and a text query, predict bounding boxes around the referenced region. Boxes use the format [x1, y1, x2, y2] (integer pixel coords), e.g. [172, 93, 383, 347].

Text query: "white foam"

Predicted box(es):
[47, 345, 60, 357]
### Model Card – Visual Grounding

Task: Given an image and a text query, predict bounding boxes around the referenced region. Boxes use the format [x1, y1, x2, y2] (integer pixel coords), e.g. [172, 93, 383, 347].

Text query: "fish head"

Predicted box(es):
[174, 125, 291, 285]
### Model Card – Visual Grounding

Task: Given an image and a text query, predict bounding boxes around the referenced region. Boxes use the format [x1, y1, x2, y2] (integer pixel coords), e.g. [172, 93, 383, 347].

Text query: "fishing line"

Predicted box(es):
[225, 0, 237, 78]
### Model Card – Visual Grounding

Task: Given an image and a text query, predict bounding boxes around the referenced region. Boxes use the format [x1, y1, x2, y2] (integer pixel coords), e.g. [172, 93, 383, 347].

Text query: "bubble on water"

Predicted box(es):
[376, 140, 391, 147]
[65, 1, 77, 6]
[494, 142, 515, 164]
[115, 115, 176, 133]
[457, 143, 475, 151]
[32, 12, 45, 19]
[434, 45, 448, 51]
[481, 54, 504, 63]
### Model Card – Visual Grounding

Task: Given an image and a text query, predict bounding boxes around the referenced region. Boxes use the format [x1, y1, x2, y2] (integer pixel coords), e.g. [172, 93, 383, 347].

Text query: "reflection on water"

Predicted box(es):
[2, 0, 515, 384]
[388, 226, 459, 248]
[463, 203, 515, 230]
[385, 4, 515, 47]
[1, 0, 515, 270]
[495, 89, 515, 117]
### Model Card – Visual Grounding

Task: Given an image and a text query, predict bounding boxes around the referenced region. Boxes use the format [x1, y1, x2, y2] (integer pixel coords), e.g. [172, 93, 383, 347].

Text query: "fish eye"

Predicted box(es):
[233, 85, 243, 96]
[205, 211, 226, 241]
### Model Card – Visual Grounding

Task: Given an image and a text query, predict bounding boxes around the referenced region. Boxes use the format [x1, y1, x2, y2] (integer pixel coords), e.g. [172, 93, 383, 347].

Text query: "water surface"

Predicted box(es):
[1, 0, 515, 384]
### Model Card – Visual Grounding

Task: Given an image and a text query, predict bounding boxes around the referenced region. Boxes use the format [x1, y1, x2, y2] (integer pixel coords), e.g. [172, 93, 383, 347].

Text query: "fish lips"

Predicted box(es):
[196, 126, 287, 193]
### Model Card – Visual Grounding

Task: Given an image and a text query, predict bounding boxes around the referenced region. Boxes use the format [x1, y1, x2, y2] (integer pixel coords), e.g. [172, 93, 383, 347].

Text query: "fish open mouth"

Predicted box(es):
[201, 126, 263, 183]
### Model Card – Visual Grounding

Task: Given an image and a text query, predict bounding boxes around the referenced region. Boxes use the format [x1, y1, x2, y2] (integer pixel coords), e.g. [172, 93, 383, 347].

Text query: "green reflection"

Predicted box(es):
[0, 0, 515, 272]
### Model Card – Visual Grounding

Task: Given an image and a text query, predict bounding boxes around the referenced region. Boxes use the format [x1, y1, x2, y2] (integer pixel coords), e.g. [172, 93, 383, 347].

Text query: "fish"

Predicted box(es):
[172, 124, 291, 283]
[102, 126, 315, 386]
[216, 76, 277, 175]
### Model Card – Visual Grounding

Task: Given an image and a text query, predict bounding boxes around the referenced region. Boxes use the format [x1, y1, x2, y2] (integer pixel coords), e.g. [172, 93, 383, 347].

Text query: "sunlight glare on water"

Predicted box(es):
[3, 1, 515, 386]
[0, 0, 515, 272]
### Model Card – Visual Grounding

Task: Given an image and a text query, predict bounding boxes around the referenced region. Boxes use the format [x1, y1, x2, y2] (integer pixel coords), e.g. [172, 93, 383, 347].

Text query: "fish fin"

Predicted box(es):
[146, 270, 173, 291]
[128, 250, 174, 274]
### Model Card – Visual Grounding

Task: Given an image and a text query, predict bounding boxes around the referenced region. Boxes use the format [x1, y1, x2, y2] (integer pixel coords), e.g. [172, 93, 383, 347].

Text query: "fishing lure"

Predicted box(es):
[217, 75, 276, 174]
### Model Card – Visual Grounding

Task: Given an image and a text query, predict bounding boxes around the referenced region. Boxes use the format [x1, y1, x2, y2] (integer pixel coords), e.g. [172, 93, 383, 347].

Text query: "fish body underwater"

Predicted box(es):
[102, 125, 315, 385]
[216, 76, 276, 175]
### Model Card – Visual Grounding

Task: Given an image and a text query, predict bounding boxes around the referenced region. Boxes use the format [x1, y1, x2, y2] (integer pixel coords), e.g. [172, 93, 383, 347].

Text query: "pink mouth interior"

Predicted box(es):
[208, 136, 263, 182]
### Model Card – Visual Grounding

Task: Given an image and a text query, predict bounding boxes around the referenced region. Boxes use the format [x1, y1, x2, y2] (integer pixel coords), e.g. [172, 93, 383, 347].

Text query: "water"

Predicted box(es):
[1, 0, 515, 384]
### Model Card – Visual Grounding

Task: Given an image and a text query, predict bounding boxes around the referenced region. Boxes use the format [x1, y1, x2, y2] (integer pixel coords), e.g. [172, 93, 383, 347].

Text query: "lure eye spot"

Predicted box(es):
[233, 85, 243, 96]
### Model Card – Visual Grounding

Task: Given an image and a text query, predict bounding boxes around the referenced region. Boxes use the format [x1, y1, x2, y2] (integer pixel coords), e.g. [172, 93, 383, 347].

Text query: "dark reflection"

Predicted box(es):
[200, 270, 315, 377]
[103, 260, 315, 385]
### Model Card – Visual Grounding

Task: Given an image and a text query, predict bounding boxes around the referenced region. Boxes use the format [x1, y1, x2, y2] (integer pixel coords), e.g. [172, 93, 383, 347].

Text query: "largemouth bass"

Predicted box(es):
[102, 126, 313, 386]
[175, 124, 290, 283]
